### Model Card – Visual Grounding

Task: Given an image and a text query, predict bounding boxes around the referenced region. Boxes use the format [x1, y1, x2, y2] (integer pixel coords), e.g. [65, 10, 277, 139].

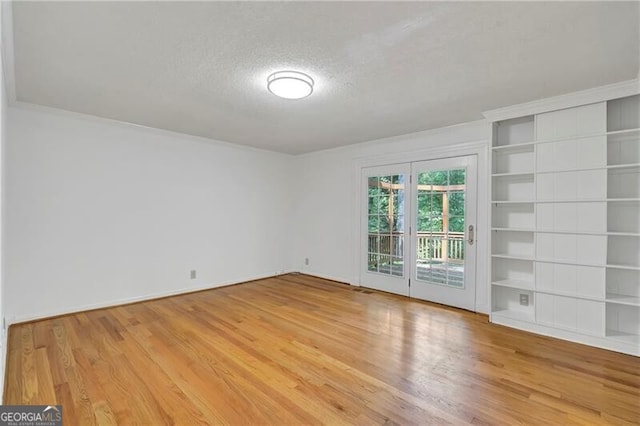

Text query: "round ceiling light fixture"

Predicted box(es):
[267, 71, 314, 99]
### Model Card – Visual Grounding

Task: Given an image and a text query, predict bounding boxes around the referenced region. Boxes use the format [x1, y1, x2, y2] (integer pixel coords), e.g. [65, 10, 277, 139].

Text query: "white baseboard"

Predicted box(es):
[0, 323, 7, 402]
[297, 270, 354, 286]
[475, 303, 489, 315]
[7, 269, 485, 327]
[301, 271, 487, 314]
[8, 271, 294, 325]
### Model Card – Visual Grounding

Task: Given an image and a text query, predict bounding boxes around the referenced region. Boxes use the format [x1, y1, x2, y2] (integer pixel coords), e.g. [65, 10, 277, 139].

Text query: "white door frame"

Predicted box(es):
[409, 155, 478, 311]
[351, 140, 489, 313]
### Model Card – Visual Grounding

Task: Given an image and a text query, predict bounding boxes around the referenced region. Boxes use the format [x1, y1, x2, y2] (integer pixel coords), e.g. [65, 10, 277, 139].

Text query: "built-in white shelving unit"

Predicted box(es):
[489, 94, 640, 356]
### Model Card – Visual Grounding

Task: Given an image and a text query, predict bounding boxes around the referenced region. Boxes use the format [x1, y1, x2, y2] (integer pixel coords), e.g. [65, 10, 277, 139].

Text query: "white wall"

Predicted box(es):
[291, 120, 492, 313]
[5, 106, 293, 323]
[0, 2, 7, 401]
[4, 104, 492, 325]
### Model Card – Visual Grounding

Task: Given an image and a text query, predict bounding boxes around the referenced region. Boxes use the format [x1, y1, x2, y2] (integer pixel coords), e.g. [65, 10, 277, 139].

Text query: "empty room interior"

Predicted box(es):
[0, 1, 639, 424]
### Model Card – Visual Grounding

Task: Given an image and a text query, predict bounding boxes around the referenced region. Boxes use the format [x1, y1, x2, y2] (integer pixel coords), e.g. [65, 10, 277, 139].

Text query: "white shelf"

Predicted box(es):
[490, 130, 638, 153]
[605, 330, 640, 344]
[605, 232, 640, 237]
[608, 166, 640, 199]
[492, 254, 534, 261]
[491, 228, 534, 233]
[492, 203, 534, 229]
[606, 263, 640, 271]
[535, 131, 606, 145]
[606, 294, 640, 307]
[491, 171, 534, 178]
[536, 167, 603, 175]
[492, 309, 535, 322]
[493, 132, 609, 151]
[607, 163, 640, 170]
[491, 95, 640, 356]
[608, 132, 640, 167]
[534, 258, 640, 270]
[535, 288, 603, 303]
[492, 279, 533, 291]
[608, 198, 640, 203]
[535, 199, 607, 203]
[534, 198, 640, 203]
[533, 163, 640, 174]
[493, 228, 640, 237]
[535, 257, 596, 267]
[491, 200, 535, 204]
[606, 127, 640, 137]
[608, 202, 640, 235]
[491, 141, 536, 151]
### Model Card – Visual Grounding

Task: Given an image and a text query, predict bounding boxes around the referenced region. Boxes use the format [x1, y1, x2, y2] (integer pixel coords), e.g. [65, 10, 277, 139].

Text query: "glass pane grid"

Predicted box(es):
[367, 174, 405, 278]
[415, 168, 466, 289]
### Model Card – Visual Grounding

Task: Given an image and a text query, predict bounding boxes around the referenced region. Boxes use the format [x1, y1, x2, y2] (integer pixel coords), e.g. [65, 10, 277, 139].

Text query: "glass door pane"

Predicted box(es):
[367, 174, 406, 277]
[410, 155, 477, 311]
[361, 164, 411, 297]
[415, 169, 466, 288]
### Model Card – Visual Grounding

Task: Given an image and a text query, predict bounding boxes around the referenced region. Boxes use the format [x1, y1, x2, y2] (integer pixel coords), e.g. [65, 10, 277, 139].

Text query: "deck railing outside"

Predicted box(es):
[368, 232, 465, 266]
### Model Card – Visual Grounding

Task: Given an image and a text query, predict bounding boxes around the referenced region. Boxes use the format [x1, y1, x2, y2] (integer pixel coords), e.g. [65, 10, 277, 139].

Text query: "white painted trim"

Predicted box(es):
[351, 140, 490, 312]
[297, 119, 488, 159]
[297, 272, 355, 286]
[9, 102, 489, 160]
[0, 0, 13, 400]
[475, 303, 489, 316]
[353, 140, 487, 168]
[486, 124, 495, 321]
[7, 271, 293, 325]
[0, 324, 6, 402]
[483, 79, 640, 122]
[10, 101, 294, 158]
[1, 1, 16, 104]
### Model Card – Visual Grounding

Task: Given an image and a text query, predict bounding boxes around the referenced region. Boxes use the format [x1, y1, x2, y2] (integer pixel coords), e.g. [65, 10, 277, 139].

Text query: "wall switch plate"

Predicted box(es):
[190, 270, 197, 279]
[519, 294, 529, 306]
[304, 258, 309, 266]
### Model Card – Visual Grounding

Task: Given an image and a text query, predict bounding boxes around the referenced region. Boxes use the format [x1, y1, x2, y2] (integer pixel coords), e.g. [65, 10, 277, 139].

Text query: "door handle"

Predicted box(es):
[468, 225, 474, 245]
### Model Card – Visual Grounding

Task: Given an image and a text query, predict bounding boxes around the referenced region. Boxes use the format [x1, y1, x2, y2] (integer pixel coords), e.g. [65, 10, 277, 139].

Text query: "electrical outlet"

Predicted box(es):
[190, 270, 197, 280]
[304, 258, 309, 266]
[519, 294, 529, 306]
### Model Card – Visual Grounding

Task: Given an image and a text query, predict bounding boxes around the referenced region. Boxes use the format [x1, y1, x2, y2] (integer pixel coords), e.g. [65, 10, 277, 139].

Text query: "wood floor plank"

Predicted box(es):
[20, 325, 37, 404]
[34, 347, 56, 403]
[4, 273, 640, 425]
[92, 401, 117, 426]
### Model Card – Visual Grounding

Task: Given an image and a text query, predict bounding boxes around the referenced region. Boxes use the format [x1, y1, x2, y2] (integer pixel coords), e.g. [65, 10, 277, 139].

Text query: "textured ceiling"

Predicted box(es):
[11, 2, 640, 154]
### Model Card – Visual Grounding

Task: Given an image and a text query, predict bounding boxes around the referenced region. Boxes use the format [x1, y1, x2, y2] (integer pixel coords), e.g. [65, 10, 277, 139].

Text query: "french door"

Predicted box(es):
[361, 164, 412, 296]
[360, 155, 477, 311]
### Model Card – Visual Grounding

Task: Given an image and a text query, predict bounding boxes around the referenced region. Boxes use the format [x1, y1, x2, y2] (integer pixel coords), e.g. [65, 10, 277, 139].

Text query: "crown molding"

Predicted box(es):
[482, 79, 640, 122]
[1, 0, 16, 103]
[296, 118, 489, 159]
[11, 101, 294, 157]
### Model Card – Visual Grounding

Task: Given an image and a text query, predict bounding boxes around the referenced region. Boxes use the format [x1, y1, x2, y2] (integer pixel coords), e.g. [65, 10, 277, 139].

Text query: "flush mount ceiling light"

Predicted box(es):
[267, 71, 314, 99]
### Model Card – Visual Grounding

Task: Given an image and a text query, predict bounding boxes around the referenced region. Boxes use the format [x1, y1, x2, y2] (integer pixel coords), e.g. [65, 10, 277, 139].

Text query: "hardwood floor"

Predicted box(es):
[4, 274, 640, 425]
